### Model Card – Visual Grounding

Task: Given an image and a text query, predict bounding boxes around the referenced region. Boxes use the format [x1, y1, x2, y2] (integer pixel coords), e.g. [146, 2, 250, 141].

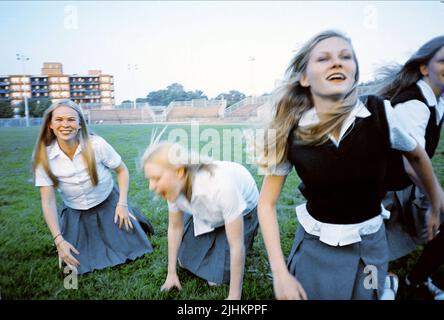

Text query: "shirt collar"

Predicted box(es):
[417, 79, 438, 107]
[417, 79, 444, 123]
[298, 99, 371, 127]
[47, 139, 82, 160]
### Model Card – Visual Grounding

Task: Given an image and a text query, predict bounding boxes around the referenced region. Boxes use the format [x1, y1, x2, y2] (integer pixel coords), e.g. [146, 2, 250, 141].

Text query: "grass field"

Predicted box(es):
[0, 123, 443, 300]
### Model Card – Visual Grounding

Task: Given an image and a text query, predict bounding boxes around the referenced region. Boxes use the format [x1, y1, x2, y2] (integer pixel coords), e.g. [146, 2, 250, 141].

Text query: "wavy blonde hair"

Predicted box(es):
[258, 30, 360, 170]
[32, 99, 98, 187]
[141, 141, 214, 201]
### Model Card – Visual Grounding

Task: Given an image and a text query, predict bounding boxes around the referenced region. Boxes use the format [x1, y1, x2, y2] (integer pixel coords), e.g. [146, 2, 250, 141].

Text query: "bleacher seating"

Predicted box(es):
[166, 106, 220, 122]
[86, 97, 269, 123]
[88, 108, 153, 123]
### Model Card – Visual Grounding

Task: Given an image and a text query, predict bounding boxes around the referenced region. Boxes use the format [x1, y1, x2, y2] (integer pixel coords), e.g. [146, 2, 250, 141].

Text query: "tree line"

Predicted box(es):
[0, 99, 52, 118]
[122, 83, 247, 108]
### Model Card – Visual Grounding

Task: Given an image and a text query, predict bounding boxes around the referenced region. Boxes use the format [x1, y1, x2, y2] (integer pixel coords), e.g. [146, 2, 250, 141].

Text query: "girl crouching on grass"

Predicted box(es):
[32, 99, 153, 274]
[142, 141, 259, 300]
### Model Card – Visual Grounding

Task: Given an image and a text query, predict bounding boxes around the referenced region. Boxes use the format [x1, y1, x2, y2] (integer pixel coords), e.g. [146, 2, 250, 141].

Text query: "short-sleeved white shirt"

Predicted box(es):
[35, 135, 122, 210]
[391, 79, 444, 148]
[168, 161, 259, 236]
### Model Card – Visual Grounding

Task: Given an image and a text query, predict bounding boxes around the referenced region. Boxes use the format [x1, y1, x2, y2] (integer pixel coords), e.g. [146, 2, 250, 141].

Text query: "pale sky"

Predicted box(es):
[0, 1, 443, 104]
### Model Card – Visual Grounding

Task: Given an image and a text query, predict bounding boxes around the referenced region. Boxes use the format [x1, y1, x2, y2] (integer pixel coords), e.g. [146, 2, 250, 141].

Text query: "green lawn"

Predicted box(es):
[0, 123, 443, 299]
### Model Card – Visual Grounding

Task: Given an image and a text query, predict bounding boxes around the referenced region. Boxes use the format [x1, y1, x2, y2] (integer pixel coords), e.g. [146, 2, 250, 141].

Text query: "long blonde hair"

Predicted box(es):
[141, 141, 214, 201]
[377, 35, 444, 99]
[32, 99, 98, 187]
[258, 30, 360, 170]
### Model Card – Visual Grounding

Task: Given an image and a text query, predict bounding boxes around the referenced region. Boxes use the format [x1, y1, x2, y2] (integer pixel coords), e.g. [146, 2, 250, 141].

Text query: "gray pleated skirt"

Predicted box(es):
[287, 223, 389, 300]
[383, 185, 430, 261]
[58, 187, 154, 274]
[177, 207, 259, 284]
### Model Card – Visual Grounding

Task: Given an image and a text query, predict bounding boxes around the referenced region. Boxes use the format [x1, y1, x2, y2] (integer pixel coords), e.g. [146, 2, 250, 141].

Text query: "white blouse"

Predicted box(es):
[168, 161, 259, 236]
[35, 135, 122, 210]
[391, 79, 444, 149]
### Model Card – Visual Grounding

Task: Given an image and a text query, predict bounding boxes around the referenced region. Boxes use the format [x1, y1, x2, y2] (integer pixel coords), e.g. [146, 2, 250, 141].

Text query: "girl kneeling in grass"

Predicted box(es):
[142, 141, 259, 300]
[33, 99, 153, 274]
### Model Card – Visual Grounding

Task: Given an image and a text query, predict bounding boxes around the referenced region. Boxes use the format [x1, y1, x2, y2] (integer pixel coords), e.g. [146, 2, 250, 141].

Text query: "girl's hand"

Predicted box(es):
[114, 204, 135, 232]
[273, 270, 308, 300]
[161, 273, 182, 292]
[426, 206, 441, 241]
[56, 239, 80, 269]
[439, 189, 444, 223]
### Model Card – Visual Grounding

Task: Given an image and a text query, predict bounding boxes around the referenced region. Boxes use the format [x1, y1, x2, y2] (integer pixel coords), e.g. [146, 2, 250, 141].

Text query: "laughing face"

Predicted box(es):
[49, 106, 81, 144]
[421, 45, 444, 97]
[144, 161, 184, 203]
[300, 36, 358, 101]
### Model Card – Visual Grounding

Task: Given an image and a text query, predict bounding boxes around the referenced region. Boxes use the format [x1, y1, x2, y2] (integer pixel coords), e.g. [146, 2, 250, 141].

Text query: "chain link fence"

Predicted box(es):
[0, 117, 43, 127]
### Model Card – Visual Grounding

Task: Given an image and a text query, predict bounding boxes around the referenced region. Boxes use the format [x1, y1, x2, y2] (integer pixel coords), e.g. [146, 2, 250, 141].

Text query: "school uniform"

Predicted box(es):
[269, 95, 417, 299]
[384, 79, 444, 260]
[167, 161, 259, 285]
[35, 135, 153, 274]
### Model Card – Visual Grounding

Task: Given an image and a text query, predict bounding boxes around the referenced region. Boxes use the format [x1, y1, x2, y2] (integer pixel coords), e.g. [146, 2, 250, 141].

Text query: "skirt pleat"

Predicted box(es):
[287, 223, 389, 300]
[59, 187, 153, 274]
[178, 207, 259, 284]
[383, 185, 443, 261]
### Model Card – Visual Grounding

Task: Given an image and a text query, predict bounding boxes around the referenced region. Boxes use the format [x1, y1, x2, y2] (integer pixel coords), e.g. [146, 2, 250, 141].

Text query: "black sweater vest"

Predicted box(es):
[287, 95, 391, 224]
[384, 84, 443, 191]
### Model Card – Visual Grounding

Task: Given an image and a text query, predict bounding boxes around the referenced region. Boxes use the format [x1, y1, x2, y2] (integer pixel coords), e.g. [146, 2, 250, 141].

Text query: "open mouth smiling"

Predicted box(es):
[326, 73, 347, 81]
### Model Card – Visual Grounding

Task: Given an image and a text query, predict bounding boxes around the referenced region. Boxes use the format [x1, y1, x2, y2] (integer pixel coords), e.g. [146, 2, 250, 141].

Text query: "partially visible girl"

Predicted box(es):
[378, 35, 444, 299]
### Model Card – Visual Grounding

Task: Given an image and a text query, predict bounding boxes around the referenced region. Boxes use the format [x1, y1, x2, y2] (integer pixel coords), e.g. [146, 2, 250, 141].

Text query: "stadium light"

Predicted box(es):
[128, 64, 139, 109]
[248, 56, 256, 100]
[16, 54, 30, 127]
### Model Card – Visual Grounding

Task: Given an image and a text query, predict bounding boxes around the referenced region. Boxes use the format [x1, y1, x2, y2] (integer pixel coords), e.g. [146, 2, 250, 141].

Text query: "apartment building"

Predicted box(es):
[0, 62, 114, 108]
